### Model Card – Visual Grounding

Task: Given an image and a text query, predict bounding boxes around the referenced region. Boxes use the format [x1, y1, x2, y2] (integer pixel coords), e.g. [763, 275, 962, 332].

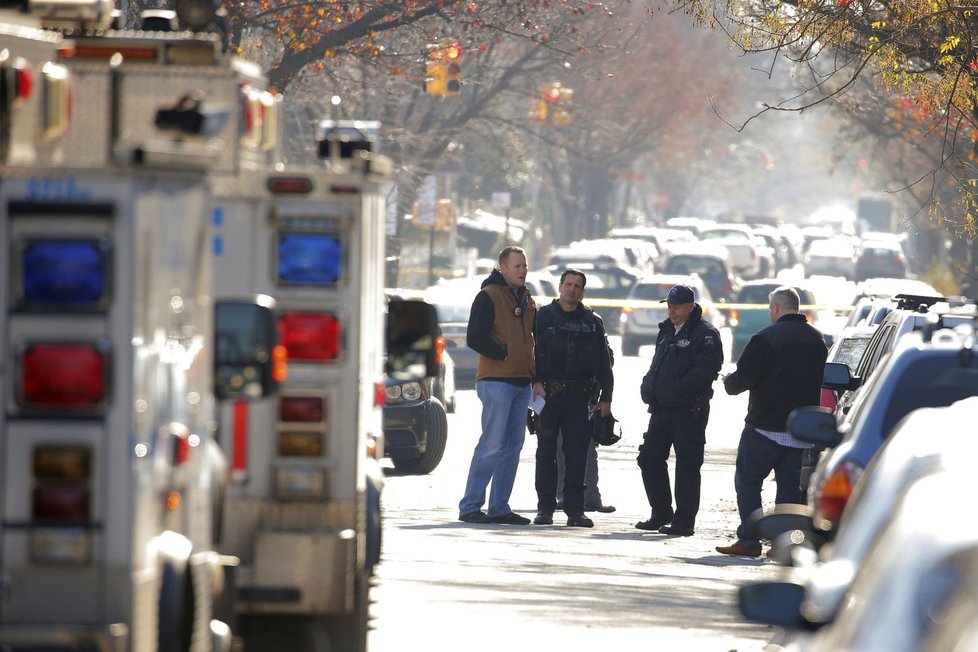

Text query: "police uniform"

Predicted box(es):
[534, 300, 614, 520]
[637, 299, 722, 533]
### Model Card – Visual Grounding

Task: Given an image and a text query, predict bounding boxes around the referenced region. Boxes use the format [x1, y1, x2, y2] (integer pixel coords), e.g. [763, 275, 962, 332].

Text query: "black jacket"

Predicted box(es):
[534, 300, 614, 402]
[724, 312, 828, 431]
[640, 305, 722, 412]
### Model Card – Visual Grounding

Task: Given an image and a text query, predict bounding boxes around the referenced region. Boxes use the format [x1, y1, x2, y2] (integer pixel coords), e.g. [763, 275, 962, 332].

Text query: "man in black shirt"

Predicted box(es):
[532, 269, 614, 528]
[637, 284, 723, 537]
[716, 286, 827, 557]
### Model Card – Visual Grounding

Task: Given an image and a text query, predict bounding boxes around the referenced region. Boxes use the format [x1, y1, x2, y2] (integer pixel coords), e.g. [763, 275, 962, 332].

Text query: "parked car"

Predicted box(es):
[728, 280, 819, 361]
[804, 238, 858, 279]
[698, 224, 762, 278]
[854, 239, 909, 281]
[382, 374, 448, 475]
[742, 460, 978, 652]
[836, 293, 975, 416]
[754, 398, 978, 639]
[787, 322, 978, 538]
[618, 273, 717, 356]
[526, 269, 559, 300]
[661, 242, 738, 301]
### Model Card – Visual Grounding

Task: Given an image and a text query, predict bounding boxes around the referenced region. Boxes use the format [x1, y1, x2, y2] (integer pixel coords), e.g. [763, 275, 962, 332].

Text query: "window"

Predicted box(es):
[882, 357, 978, 435]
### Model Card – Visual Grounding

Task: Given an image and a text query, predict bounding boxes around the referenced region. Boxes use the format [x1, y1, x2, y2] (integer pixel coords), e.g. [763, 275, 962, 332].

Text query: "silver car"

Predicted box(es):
[618, 273, 716, 357]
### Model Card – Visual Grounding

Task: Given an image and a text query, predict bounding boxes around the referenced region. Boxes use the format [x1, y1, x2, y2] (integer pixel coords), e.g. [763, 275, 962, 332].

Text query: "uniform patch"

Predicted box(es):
[677, 338, 691, 348]
[704, 336, 715, 347]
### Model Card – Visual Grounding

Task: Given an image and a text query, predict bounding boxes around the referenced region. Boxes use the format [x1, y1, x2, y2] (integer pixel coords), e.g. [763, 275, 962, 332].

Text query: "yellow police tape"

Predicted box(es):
[541, 298, 853, 313]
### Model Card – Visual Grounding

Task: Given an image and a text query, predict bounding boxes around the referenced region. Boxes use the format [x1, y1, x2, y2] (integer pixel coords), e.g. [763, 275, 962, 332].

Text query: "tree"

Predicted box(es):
[676, 0, 978, 282]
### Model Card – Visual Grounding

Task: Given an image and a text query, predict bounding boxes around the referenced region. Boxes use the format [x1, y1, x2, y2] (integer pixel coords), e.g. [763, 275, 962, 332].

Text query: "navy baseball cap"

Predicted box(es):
[662, 284, 695, 304]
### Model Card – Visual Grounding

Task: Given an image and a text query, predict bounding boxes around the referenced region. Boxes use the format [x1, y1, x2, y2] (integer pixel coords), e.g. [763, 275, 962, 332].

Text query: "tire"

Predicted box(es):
[621, 336, 641, 357]
[158, 556, 194, 652]
[326, 571, 370, 652]
[391, 398, 448, 475]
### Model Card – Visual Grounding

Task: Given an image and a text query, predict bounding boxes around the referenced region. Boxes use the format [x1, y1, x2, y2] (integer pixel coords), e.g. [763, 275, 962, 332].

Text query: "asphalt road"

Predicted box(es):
[369, 334, 786, 652]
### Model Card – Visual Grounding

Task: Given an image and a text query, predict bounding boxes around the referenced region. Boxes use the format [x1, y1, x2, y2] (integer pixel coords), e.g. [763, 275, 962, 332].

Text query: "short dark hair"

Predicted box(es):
[560, 268, 587, 287]
[498, 245, 526, 266]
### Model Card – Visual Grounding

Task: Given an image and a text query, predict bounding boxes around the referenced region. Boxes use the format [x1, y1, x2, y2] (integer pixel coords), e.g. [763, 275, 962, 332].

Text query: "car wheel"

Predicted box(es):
[621, 336, 641, 357]
[392, 398, 448, 475]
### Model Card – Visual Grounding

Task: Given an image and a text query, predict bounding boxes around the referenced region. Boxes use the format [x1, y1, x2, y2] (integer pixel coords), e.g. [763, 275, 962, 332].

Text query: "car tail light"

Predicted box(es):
[815, 461, 863, 530]
[374, 381, 385, 407]
[435, 335, 445, 365]
[279, 312, 341, 361]
[280, 397, 324, 422]
[728, 309, 740, 327]
[21, 342, 108, 409]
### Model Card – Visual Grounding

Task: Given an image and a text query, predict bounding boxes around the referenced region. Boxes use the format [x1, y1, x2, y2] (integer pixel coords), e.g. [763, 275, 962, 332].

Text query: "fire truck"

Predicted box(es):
[0, 1, 282, 650]
[209, 122, 397, 650]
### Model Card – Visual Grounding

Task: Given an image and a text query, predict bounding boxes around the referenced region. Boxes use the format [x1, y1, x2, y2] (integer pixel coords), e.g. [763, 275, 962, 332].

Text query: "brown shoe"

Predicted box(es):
[715, 543, 762, 557]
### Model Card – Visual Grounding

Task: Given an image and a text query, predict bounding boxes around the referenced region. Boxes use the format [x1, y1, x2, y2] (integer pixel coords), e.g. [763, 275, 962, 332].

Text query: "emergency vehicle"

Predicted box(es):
[0, 1, 281, 649]
[210, 123, 396, 651]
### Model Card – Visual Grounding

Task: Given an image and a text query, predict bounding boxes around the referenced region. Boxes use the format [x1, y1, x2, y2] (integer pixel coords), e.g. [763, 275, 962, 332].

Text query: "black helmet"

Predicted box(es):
[591, 412, 621, 446]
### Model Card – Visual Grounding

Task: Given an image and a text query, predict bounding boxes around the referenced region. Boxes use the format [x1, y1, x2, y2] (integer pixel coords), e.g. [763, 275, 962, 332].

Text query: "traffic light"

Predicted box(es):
[424, 39, 462, 96]
[533, 82, 573, 126]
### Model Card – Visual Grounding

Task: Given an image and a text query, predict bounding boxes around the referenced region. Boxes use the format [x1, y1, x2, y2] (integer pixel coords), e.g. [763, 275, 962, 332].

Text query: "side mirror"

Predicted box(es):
[788, 407, 842, 448]
[386, 299, 438, 379]
[214, 297, 285, 400]
[823, 361, 858, 391]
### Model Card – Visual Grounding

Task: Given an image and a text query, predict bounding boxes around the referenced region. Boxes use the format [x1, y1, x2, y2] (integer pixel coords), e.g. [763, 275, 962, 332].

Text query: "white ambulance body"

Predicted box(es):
[0, 2, 278, 650]
[210, 147, 392, 650]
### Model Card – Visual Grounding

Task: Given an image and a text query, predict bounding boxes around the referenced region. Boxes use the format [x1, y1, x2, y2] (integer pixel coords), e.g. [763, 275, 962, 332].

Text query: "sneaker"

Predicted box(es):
[658, 524, 694, 537]
[533, 512, 554, 525]
[635, 513, 672, 531]
[488, 512, 531, 525]
[715, 542, 762, 557]
[566, 513, 594, 528]
[459, 511, 491, 524]
[584, 502, 617, 513]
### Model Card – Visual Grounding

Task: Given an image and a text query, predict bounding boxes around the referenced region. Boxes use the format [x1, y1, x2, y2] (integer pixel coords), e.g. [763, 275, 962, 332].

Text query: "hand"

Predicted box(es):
[533, 382, 546, 398]
[595, 401, 611, 417]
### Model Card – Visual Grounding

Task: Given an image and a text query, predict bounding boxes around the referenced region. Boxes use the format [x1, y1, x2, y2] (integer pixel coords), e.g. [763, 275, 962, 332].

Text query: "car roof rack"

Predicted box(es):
[894, 293, 946, 311]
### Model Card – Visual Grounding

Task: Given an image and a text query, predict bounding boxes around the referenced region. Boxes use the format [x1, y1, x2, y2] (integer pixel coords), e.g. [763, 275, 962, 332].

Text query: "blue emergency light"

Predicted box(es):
[21, 239, 108, 307]
[277, 233, 342, 286]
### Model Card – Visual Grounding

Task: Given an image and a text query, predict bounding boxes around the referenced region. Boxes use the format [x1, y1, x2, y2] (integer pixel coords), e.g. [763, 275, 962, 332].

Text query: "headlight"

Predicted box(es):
[400, 382, 423, 401]
[384, 381, 423, 403]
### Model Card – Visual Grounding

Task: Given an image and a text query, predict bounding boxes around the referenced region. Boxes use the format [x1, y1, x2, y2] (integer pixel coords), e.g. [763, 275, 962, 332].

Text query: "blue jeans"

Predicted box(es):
[733, 425, 805, 548]
[459, 380, 532, 518]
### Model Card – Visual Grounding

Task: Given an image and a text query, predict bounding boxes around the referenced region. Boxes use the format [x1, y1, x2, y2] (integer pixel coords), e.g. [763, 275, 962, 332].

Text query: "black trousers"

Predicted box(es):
[535, 391, 591, 514]
[636, 408, 708, 529]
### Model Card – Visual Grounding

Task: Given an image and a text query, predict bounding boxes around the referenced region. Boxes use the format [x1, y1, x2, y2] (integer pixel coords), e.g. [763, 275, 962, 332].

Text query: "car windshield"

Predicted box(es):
[665, 256, 725, 278]
[738, 285, 781, 304]
[631, 283, 673, 301]
[833, 335, 874, 373]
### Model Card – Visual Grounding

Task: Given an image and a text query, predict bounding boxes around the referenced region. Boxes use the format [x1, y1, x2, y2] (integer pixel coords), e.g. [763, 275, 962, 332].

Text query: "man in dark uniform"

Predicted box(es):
[532, 269, 614, 528]
[716, 286, 827, 557]
[637, 284, 723, 536]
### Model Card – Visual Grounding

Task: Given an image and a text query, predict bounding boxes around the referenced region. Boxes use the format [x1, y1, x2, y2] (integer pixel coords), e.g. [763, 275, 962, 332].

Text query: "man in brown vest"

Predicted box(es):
[458, 246, 537, 524]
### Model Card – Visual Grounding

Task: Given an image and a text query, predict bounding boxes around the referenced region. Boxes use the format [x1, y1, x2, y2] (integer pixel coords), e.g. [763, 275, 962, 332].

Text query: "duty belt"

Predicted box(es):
[544, 379, 595, 396]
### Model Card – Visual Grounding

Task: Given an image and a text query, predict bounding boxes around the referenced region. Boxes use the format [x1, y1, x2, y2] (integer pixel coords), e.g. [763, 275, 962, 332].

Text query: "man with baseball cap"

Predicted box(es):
[635, 283, 723, 536]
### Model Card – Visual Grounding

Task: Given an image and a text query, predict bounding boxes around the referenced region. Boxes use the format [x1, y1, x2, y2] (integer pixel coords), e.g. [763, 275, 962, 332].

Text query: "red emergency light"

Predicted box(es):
[21, 343, 107, 408]
[278, 312, 341, 361]
[280, 396, 324, 423]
